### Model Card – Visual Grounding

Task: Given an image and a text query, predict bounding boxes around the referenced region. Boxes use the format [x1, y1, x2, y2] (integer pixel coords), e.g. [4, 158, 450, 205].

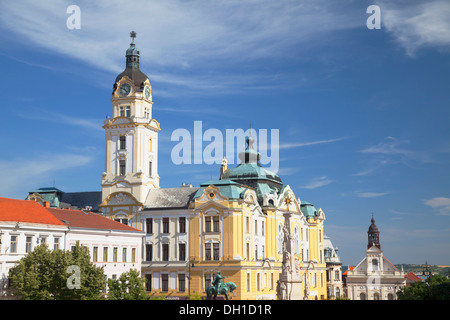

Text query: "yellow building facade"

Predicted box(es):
[99, 33, 329, 300]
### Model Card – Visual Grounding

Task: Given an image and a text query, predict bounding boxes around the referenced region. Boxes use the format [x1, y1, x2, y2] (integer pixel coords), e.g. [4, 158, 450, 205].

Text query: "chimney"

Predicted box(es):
[44, 201, 50, 208]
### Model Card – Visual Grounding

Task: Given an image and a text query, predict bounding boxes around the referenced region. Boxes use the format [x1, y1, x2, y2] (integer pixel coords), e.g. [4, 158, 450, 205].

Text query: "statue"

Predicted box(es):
[206, 272, 237, 300]
[276, 280, 287, 300]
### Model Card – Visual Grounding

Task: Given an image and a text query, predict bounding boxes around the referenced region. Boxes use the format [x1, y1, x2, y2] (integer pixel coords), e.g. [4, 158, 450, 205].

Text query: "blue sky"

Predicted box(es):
[1, 0, 449, 266]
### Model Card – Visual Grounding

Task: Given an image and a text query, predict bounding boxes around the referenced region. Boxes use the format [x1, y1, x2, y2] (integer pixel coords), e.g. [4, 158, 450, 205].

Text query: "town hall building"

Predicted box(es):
[24, 32, 341, 300]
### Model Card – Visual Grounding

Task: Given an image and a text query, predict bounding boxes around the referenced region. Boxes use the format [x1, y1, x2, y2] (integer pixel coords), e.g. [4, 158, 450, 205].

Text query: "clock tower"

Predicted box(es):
[100, 32, 160, 220]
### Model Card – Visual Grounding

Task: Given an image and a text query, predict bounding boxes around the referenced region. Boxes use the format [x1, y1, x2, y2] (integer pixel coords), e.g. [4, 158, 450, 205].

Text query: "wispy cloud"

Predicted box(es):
[424, 197, 450, 216]
[16, 109, 103, 132]
[356, 191, 389, 198]
[378, 0, 450, 56]
[0, 153, 93, 199]
[0, 1, 362, 92]
[301, 176, 332, 189]
[278, 137, 347, 150]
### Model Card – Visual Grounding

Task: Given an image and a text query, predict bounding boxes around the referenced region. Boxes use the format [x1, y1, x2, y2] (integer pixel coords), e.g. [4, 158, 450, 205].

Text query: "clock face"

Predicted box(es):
[145, 86, 151, 99]
[119, 83, 131, 96]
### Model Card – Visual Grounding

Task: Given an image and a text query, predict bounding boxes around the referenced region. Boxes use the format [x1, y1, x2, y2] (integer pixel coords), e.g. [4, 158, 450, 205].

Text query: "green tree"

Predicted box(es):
[397, 274, 450, 300]
[107, 269, 149, 300]
[9, 242, 105, 300]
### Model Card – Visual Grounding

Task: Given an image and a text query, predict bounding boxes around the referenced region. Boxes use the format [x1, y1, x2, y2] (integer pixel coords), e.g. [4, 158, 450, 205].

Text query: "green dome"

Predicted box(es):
[300, 201, 317, 218]
[220, 136, 282, 205]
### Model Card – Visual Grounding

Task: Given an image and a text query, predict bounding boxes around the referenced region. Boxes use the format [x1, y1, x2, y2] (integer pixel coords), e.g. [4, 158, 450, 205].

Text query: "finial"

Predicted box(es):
[130, 31, 137, 43]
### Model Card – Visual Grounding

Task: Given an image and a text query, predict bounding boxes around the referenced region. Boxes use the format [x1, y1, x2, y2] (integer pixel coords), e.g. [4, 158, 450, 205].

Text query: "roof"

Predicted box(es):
[0, 197, 65, 226]
[343, 266, 355, 276]
[405, 271, 422, 282]
[60, 191, 102, 211]
[48, 208, 142, 233]
[193, 179, 249, 200]
[144, 187, 200, 209]
[300, 201, 318, 218]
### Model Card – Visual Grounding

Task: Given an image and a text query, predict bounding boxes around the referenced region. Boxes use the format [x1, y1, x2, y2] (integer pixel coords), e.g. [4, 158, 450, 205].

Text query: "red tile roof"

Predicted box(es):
[47, 208, 143, 233]
[405, 271, 422, 282]
[0, 197, 65, 226]
[343, 266, 355, 275]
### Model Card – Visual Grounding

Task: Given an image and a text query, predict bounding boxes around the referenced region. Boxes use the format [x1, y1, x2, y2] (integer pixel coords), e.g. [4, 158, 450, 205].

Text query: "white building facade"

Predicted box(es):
[345, 218, 405, 300]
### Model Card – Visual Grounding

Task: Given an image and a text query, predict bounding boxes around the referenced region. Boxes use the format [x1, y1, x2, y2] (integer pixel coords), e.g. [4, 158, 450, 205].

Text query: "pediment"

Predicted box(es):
[99, 192, 142, 208]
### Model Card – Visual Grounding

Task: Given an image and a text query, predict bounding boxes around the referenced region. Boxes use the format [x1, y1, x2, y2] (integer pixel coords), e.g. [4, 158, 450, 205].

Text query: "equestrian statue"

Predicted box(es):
[206, 271, 237, 300]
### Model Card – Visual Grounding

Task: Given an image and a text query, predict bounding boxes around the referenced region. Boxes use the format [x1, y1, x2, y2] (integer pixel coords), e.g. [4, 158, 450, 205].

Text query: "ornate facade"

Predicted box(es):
[345, 218, 406, 300]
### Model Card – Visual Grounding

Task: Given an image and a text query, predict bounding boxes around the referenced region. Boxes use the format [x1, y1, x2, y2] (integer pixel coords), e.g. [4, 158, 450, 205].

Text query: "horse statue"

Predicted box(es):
[206, 281, 237, 300]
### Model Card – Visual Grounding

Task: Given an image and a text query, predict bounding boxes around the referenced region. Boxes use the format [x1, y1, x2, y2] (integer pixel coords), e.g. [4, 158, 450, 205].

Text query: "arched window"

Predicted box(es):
[372, 259, 379, 271]
[360, 292, 366, 300]
[278, 223, 283, 253]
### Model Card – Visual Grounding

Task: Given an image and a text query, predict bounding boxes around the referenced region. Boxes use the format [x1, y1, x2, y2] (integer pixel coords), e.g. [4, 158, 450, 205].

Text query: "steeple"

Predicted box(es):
[367, 216, 380, 249]
[126, 31, 140, 68]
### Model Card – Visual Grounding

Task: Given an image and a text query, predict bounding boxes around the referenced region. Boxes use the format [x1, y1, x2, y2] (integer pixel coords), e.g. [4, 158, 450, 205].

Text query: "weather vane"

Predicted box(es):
[130, 31, 136, 42]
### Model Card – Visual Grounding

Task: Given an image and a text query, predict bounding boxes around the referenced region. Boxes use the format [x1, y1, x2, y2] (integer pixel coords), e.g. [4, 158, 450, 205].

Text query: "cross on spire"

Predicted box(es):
[130, 31, 137, 43]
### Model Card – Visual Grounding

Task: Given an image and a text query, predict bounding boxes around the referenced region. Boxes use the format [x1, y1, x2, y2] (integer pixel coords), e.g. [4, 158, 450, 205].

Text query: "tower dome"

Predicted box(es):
[113, 31, 149, 94]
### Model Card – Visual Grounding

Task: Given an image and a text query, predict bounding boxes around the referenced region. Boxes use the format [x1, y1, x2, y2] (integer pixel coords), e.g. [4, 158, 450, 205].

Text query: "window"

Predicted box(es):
[163, 218, 169, 233]
[262, 245, 265, 259]
[119, 136, 126, 150]
[10, 236, 17, 253]
[145, 274, 152, 292]
[179, 217, 186, 233]
[119, 160, 126, 175]
[25, 236, 32, 253]
[246, 217, 250, 233]
[262, 221, 265, 236]
[103, 247, 108, 262]
[115, 218, 128, 225]
[161, 274, 169, 292]
[271, 273, 274, 290]
[335, 270, 340, 281]
[54, 238, 60, 251]
[125, 106, 131, 117]
[122, 248, 127, 262]
[146, 218, 153, 234]
[149, 161, 152, 177]
[93, 247, 98, 262]
[145, 244, 152, 261]
[213, 216, 219, 232]
[213, 243, 220, 261]
[119, 106, 124, 116]
[178, 274, 185, 292]
[246, 243, 250, 260]
[255, 244, 258, 260]
[247, 273, 250, 292]
[162, 244, 169, 261]
[132, 248, 136, 263]
[113, 247, 118, 262]
[254, 220, 258, 235]
[205, 243, 211, 260]
[205, 274, 212, 289]
[179, 243, 186, 261]
[257, 273, 260, 291]
[205, 216, 211, 232]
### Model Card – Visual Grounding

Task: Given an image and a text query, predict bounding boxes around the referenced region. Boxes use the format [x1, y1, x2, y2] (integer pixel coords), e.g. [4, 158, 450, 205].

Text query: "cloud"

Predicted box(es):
[301, 176, 332, 189]
[0, 153, 94, 199]
[16, 109, 103, 132]
[278, 137, 347, 150]
[378, 0, 450, 55]
[360, 136, 412, 157]
[356, 191, 389, 198]
[0, 1, 362, 91]
[424, 197, 450, 216]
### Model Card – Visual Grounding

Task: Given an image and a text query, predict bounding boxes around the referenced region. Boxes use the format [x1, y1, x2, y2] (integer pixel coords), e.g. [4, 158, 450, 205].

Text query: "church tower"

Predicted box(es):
[367, 216, 380, 249]
[100, 32, 160, 219]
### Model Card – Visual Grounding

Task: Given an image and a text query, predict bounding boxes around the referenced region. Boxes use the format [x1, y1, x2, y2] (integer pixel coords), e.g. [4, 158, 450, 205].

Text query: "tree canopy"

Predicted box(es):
[8, 242, 105, 300]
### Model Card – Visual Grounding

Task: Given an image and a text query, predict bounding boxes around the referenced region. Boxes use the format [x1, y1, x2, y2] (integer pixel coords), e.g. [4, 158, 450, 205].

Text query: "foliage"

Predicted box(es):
[397, 275, 450, 300]
[107, 269, 149, 300]
[8, 242, 105, 300]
